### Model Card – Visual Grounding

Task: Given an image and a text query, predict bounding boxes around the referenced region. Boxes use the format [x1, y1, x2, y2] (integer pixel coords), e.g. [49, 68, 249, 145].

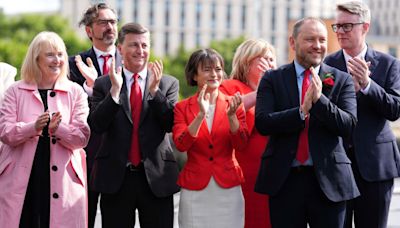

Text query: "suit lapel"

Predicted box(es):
[284, 63, 300, 107]
[120, 71, 133, 123]
[210, 92, 227, 139]
[188, 94, 213, 143]
[364, 48, 378, 81]
[87, 48, 102, 76]
[139, 72, 150, 125]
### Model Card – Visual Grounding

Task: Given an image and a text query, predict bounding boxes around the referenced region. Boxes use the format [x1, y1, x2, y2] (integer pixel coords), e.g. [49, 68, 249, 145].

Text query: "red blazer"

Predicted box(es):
[173, 92, 249, 190]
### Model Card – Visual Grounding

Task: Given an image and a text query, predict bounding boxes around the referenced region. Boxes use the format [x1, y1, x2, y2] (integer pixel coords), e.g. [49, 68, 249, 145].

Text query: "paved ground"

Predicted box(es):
[94, 179, 400, 228]
[94, 122, 400, 227]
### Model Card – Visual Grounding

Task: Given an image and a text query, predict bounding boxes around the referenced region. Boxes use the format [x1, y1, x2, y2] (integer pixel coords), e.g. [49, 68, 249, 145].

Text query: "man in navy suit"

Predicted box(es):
[68, 3, 120, 227]
[325, 1, 400, 228]
[89, 22, 180, 228]
[255, 17, 359, 228]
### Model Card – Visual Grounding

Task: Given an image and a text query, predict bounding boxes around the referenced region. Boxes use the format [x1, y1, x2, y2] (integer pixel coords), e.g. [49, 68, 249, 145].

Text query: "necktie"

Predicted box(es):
[129, 73, 142, 166]
[297, 69, 311, 164]
[100, 54, 111, 75]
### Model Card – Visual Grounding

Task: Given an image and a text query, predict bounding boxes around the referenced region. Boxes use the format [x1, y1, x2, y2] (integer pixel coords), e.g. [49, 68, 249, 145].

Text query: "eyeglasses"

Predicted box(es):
[95, 19, 118, 26]
[331, 22, 364, 33]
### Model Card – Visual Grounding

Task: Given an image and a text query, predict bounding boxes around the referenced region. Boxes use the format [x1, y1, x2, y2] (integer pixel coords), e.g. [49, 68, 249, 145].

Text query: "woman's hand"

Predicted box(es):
[35, 111, 50, 132]
[48, 111, 62, 134]
[198, 84, 210, 117]
[227, 92, 242, 117]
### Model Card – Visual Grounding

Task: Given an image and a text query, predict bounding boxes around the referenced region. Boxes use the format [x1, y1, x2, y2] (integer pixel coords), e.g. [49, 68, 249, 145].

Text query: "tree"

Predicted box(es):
[0, 12, 90, 80]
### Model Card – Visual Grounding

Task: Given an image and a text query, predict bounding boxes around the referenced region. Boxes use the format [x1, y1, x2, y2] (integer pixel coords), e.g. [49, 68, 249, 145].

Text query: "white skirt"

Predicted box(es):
[178, 177, 244, 228]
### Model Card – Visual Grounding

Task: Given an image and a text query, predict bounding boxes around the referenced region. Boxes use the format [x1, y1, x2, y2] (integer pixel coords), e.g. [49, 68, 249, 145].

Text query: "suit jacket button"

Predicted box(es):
[209, 157, 213, 161]
[50, 91, 56, 97]
[51, 165, 58, 171]
[209, 144, 213, 149]
[52, 138, 57, 144]
[52, 193, 59, 199]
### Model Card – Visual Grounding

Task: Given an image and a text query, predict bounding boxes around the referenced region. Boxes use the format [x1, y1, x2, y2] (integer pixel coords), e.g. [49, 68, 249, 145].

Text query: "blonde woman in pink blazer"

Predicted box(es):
[0, 31, 90, 228]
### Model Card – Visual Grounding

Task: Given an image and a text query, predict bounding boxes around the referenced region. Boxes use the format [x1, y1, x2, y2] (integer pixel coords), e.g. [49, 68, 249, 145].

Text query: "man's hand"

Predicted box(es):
[148, 60, 163, 97]
[347, 57, 371, 89]
[109, 57, 123, 99]
[75, 55, 98, 88]
[310, 66, 322, 103]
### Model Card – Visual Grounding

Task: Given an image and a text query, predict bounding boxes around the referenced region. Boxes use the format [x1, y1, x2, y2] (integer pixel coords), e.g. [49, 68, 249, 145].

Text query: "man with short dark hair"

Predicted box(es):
[255, 17, 359, 228]
[325, 1, 400, 228]
[89, 22, 180, 228]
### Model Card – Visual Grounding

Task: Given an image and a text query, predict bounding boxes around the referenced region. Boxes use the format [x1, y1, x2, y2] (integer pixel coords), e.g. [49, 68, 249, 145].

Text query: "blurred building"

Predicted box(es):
[61, 0, 341, 64]
[61, 0, 398, 63]
[365, 0, 400, 57]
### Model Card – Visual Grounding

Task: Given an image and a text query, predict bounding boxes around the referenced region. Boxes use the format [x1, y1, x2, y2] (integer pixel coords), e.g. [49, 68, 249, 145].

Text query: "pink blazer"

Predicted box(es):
[173, 92, 249, 190]
[0, 79, 90, 228]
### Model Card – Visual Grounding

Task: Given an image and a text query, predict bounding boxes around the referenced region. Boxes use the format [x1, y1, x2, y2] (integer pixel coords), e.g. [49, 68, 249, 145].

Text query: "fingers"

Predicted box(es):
[86, 57, 94, 68]
[35, 111, 50, 131]
[49, 112, 62, 133]
[75, 55, 82, 63]
[227, 92, 242, 115]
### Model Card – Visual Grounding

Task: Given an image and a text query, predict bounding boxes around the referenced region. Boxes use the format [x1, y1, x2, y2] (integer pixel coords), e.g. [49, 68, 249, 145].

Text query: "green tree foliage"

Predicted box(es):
[0, 12, 90, 80]
[162, 36, 245, 99]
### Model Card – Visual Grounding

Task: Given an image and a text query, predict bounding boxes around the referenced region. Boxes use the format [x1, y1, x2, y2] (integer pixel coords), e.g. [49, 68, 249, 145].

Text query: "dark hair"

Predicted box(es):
[185, 48, 225, 86]
[292, 17, 326, 38]
[118, 22, 149, 44]
[79, 3, 117, 27]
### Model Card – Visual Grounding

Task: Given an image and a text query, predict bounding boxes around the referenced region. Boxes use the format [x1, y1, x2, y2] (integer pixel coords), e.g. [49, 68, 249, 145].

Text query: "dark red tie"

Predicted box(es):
[297, 69, 311, 164]
[129, 73, 142, 166]
[100, 54, 111, 75]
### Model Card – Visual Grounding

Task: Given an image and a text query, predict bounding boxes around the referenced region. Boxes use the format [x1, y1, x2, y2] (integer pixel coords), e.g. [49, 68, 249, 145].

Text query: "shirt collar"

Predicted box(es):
[294, 60, 321, 78]
[123, 67, 148, 82]
[343, 43, 368, 63]
[93, 45, 116, 59]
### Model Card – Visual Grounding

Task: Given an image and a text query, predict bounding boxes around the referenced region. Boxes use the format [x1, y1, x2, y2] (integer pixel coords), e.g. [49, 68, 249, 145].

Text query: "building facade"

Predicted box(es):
[62, 0, 342, 64]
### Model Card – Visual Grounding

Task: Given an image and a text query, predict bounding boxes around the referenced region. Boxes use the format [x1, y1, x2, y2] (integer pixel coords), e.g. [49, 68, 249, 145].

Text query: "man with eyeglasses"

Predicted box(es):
[68, 3, 121, 228]
[325, 1, 400, 228]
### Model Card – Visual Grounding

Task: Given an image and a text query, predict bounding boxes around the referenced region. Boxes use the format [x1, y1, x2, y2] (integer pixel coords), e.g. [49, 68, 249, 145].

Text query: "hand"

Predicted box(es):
[35, 111, 50, 132]
[347, 57, 371, 89]
[75, 55, 98, 87]
[148, 60, 163, 97]
[48, 112, 62, 134]
[227, 92, 242, 117]
[310, 67, 322, 103]
[109, 57, 123, 98]
[301, 86, 313, 116]
[257, 57, 271, 75]
[198, 84, 210, 117]
[352, 76, 361, 92]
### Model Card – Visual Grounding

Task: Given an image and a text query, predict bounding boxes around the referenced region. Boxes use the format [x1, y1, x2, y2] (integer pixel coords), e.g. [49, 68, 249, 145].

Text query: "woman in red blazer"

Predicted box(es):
[220, 38, 277, 228]
[173, 48, 249, 227]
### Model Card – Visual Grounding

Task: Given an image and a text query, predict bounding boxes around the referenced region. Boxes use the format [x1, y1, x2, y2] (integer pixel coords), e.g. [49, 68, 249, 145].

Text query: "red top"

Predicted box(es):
[173, 91, 249, 190]
[220, 79, 271, 228]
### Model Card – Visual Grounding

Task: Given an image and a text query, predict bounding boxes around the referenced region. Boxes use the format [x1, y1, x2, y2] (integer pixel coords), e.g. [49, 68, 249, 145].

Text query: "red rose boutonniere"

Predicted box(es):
[322, 72, 335, 88]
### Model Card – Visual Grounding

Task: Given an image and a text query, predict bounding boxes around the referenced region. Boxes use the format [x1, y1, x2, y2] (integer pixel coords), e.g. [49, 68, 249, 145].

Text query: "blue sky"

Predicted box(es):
[0, 0, 59, 14]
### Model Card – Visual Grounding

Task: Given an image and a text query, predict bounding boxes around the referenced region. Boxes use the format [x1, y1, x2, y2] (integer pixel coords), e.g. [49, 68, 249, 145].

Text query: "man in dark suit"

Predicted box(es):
[324, 2, 400, 228]
[89, 22, 180, 228]
[68, 3, 120, 227]
[255, 17, 360, 228]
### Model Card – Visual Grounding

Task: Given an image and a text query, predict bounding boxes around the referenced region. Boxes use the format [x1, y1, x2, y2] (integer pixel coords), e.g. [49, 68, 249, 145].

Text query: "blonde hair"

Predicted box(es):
[230, 38, 275, 83]
[337, 1, 371, 23]
[21, 31, 69, 84]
